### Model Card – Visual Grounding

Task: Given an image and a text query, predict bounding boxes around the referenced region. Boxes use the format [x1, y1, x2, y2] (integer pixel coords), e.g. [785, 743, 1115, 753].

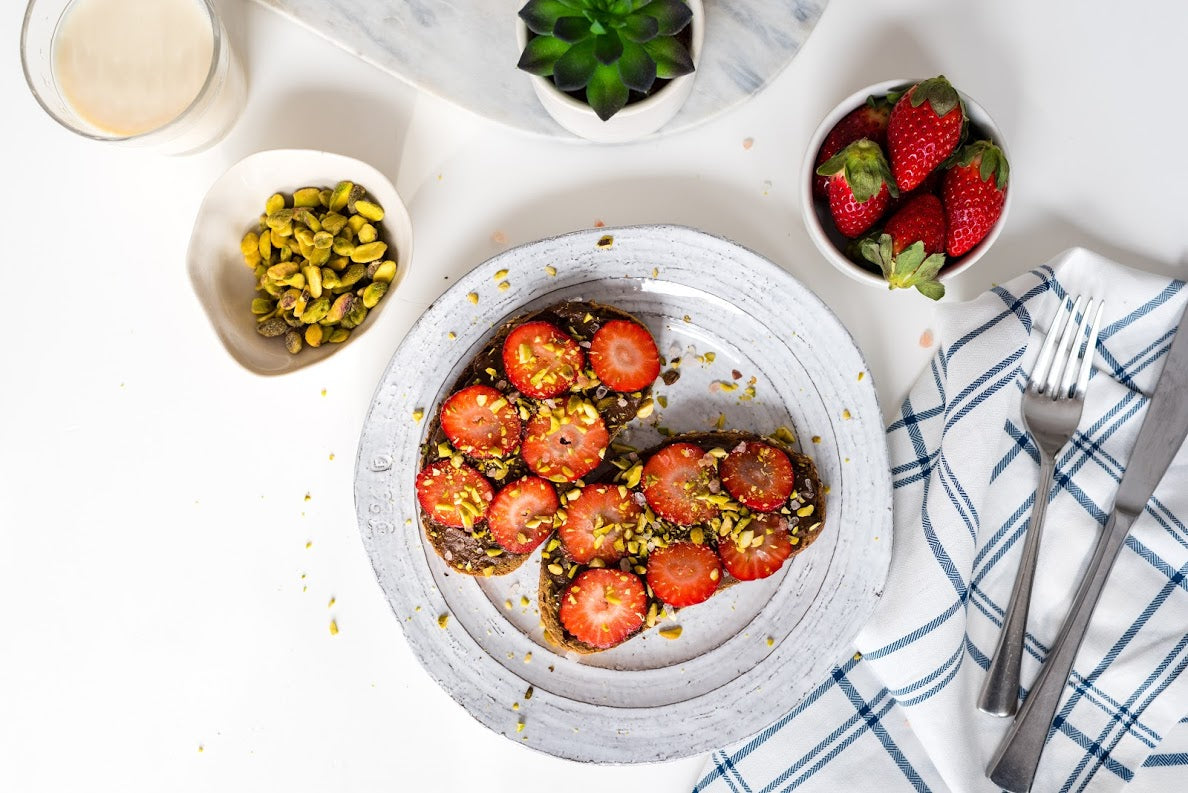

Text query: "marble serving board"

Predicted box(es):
[255, 0, 830, 139]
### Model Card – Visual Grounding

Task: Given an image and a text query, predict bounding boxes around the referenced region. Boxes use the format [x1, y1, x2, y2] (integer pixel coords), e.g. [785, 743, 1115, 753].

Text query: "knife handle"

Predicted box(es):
[986, 509, 1136, 792]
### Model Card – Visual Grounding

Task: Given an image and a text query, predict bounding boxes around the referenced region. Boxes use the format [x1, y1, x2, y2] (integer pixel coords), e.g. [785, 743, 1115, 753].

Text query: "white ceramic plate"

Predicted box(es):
[354, 225, 891, 763]
[187, 148, 413, 376]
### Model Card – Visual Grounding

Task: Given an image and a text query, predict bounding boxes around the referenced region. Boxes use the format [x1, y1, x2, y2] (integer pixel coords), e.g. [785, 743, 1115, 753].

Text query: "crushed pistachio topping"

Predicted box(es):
[467, 292, 479, 304]
[437, 613, 449, 628]
[545, 265, 557, 277]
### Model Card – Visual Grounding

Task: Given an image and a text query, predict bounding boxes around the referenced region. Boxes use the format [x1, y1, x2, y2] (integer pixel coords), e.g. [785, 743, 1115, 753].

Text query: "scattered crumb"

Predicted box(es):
[742, 137, 754, 150]
[512, 702, 520, 711]
[198, 745, 204, 753]
[854, 652, 862, 661]
[593, 219, 605, 228]
[520, 595, 530, 607]
[811, 435, 821, 444]
[524, 686, 534, 699]
[657, 395, 668, 409]
[321, 389, 327, 397]
[467, 292, 479, 305]
[304, 493, 311, 502]
[842, 409, 851, 420]
[766, 636, 774, 647]
[659, 625, 683, 640]
[498, 281, 510, 292]
[302, 585, 307, 593]
[682, 315, 691, 323]
[652, 267, 659, 278]
[328, 597, 336, 608]
[504, 599, 513, 610]
[596, 234, 614, 248]
[447, 331, 456, 340]
[493, 269, 509, 281]
[858, 372, 865, 381]
[919, 329, 935, 347]
[544, 265, 557, 277]
[491, 230, 507, 245]
[412, 408, 424, 422]
[437, 613, 449, 628]
[305, 541, 312, 549]
[731, 369, 742, 380]
[516, 721, 526, 733]
[844, 457, 851, 463]
[524, 652, 533, 663]
[714, 413, 726, 430]
[328, 453, 335, 461]
[329, 620, 339, 636]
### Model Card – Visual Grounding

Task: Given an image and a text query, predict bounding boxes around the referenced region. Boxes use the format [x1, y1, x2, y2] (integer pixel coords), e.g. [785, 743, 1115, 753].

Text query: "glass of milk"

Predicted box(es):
[21, 0, 246, 155]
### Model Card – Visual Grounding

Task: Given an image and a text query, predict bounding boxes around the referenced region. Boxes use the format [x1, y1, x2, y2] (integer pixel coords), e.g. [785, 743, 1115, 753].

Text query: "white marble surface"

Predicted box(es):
[257, 0, 828, 138]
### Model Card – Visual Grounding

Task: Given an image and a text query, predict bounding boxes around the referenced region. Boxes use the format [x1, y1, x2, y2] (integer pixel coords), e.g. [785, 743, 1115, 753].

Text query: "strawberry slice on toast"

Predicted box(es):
[414, 459, 494, 530]
[588, 319, 661, 393]
[641, 442, 721, 525]
[719, 440, 795, 512]
[718, 512, 794, 581]
[439, 384, 522, 459]
[521, 398, 609, 483]
[559, 568, 647, 649]
[646, 541, 721, 607]
[558, 483, 641, 564]
[502, 321, 584, 399]
[487, 476, 559, 554]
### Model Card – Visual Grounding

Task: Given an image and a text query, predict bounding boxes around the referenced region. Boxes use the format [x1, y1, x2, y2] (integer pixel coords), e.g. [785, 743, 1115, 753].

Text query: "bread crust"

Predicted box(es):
[417, 301, 655, 577]
[539, 431, 826, 654]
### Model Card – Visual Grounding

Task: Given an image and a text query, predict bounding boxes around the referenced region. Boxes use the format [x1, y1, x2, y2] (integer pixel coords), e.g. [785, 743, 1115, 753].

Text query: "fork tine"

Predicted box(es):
[1030, 296, 1074, 390]
[1043, 296, 1085, 395]
[1059, 298, 1096, 398]
[1073, 301, 1106, 398]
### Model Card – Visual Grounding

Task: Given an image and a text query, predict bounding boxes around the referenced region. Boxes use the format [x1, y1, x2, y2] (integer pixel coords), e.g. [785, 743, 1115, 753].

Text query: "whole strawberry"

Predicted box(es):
[812, 94, 896, 200]
[884, 193, 946, 255]
[943, 140, 1009, 256]
[887, 75, 966, 192]
[816, 139, 898, 238]
[860, 193, 947, 299]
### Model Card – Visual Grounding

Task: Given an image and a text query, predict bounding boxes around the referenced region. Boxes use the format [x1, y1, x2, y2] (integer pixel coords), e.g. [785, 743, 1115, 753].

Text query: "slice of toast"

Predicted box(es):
[539, 430, 826, 654]
[417, 301, 658, 577]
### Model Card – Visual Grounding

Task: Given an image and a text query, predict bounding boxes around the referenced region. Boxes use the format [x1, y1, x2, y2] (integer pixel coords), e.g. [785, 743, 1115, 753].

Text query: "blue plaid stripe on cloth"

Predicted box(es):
[696, 249, 1188, 793]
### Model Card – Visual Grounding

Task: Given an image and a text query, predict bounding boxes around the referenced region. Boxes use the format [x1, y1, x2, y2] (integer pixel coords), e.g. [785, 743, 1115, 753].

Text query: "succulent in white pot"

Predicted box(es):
[515, 0, 704, 143]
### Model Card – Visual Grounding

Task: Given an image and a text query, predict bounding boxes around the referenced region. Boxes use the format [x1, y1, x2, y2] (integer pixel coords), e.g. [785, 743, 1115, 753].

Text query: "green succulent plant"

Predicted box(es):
[517, 0, 695, 121]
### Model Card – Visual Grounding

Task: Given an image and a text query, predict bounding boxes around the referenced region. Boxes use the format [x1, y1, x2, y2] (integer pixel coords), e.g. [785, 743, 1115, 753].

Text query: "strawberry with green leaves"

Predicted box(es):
[860, 192, 948, 300]
[943, 140, 1009, 257]
[812, 94, 895, 200]
[887, 75, 966, 192]
[816, 139, 898, 238]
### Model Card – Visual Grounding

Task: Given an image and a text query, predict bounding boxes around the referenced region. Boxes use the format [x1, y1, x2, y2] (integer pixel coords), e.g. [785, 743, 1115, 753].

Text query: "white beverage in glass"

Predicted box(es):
[22, 0, 246, 154]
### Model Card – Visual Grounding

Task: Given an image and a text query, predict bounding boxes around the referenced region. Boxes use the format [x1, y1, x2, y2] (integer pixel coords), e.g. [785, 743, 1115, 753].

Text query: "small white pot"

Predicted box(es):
[515, 0, 705, 143]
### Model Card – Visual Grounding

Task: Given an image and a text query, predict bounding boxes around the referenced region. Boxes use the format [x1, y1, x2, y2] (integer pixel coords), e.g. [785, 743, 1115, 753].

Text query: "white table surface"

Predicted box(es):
[2, 0, 1185, 791]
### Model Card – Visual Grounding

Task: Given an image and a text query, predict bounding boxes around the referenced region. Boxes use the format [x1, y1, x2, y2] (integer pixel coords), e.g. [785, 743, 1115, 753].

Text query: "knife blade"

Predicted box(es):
[988, 297, 1188, 792]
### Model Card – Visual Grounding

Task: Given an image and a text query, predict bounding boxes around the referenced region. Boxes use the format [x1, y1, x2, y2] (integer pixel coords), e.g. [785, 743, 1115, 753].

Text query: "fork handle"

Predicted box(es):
[987, 509, 1135, 791]
[978, 456, 1056, 717]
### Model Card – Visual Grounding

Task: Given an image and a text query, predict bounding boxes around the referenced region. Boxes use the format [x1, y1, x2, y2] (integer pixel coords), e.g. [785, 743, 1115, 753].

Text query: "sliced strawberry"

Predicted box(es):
[641, 442, 720, 526]
[719, 441, 794, 512]
[502, 321, 584, 399]
[559, 568, 647, 649]
[414, 459, 494, 530]
[718, 513, 794, 581]
[588, 320, 661, 393]
[558, 483, 641, 564]
[487, 476, 559, 554]
[439, 384, 521, 459]
[646, 541, 721, 607]
[521, 398, 609, 483]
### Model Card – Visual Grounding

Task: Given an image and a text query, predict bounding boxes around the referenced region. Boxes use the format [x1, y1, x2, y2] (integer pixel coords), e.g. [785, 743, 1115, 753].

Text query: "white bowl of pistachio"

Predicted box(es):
[187, 148, 413, 375]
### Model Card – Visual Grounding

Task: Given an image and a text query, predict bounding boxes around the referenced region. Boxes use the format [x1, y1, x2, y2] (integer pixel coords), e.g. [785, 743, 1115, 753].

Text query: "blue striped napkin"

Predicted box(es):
[696, 248, 1188, 793]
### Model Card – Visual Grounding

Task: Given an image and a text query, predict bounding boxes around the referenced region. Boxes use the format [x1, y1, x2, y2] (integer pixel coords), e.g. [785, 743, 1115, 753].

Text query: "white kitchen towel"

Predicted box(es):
[696, 248, 1188, 792]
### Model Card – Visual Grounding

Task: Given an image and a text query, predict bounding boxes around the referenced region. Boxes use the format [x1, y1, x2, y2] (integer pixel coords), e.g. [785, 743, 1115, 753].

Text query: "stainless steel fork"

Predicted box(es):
[977, 295, 1106, 717]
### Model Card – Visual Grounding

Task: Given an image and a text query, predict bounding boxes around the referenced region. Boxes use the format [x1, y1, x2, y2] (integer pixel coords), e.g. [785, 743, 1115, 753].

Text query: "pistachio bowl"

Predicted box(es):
[187, 149, 413, 375]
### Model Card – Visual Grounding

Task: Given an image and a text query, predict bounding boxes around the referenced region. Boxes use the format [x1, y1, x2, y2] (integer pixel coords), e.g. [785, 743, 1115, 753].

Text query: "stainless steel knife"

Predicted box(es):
[988, 298, 1188, 792]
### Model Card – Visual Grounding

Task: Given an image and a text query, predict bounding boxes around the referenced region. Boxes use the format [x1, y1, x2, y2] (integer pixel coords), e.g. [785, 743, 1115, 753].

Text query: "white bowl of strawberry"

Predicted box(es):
[801, 76, 1011, 300]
